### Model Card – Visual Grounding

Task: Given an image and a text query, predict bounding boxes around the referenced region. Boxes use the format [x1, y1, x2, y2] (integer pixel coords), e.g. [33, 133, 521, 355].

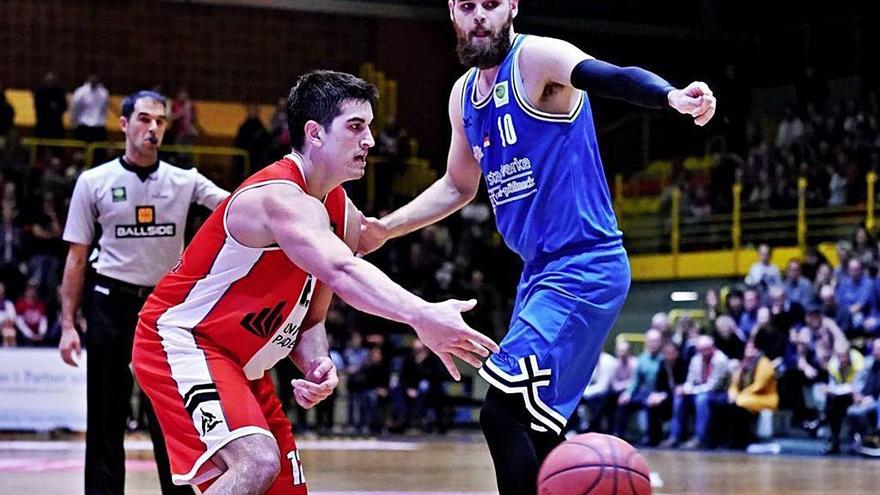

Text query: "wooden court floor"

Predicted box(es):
[1, 435, 879, 494]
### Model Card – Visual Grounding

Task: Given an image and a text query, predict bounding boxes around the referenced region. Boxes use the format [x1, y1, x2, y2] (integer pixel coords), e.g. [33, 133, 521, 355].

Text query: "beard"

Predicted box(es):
[455, 14, 513, 69]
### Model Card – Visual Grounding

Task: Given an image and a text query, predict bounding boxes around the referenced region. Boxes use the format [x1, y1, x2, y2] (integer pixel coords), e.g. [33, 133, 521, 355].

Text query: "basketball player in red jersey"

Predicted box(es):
[133, 71, 499, 495]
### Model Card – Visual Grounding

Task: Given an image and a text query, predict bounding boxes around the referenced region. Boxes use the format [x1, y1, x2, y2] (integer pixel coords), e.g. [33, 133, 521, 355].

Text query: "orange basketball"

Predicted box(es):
[538, 433, 652, 495]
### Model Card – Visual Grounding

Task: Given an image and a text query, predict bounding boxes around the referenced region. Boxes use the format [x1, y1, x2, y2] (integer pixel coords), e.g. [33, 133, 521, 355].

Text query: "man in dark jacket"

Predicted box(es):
[850, 338, 880, 454]
[647, 341, 688, 446]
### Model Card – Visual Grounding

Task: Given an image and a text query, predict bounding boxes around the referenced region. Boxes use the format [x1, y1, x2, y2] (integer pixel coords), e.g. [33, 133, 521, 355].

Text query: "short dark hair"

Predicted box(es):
[286, 70, 378, 151]
[121, 90, 166, 119]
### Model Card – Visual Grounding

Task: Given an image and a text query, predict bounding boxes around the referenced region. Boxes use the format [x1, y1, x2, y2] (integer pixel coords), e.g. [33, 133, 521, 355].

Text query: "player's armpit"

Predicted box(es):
[518, 35, 591, 89]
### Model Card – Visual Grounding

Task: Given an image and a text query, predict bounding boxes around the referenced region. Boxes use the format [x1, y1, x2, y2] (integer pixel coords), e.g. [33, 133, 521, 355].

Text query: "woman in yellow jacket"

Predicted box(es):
[727, 340, 779, 448]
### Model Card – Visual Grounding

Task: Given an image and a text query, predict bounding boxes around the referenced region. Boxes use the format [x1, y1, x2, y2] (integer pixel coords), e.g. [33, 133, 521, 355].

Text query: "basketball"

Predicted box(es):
[538, 433, 652, 495]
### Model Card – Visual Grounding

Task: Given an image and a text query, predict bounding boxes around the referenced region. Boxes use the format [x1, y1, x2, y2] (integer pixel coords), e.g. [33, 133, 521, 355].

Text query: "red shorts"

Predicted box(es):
[133, 321, 307, 494]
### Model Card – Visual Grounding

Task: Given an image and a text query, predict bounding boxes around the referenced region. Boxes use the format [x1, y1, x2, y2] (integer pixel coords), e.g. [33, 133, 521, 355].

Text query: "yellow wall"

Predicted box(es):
[5, 88, 274, 139]
[630, 242, 837, 281]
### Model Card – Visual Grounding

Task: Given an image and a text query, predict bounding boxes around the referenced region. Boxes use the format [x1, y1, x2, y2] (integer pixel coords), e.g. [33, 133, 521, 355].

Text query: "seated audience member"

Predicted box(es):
[767, 284, 805, 333]
[848, 338, 880, 453]
[650, 312, 672, 340]
[812, 263, 834, 295]
[792, 326, 830, 430]
[824, 344, 866, 454]
[783, 259, 814, 308]
[818, 284, 839, 321]
[752, 307, 788, 361]
[704, 289, 721, 322]
[833, 241, 853, 282]
[645, 341, 688, 446]
[727, 341, 779, 449]
[14, 280, 48, 346]
[616, 330, 663, 443]
[725, 289, 745, 327]
[663, 335, 730, 449]
[801, 246, 829, 282]
[745, 243, 782, 290]
[574, 350, 616, 433]
[713, 315, 746, 360]
[739, 289, 761, 338]
[835, 258, 873, 337]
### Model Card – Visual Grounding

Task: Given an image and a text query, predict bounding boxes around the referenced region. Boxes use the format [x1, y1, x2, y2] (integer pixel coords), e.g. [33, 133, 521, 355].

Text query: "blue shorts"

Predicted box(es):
[478, 245, 630, 434]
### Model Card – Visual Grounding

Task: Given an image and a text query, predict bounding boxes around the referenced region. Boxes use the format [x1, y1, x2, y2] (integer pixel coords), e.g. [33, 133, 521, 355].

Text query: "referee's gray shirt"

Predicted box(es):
[63, 158, 229, 287]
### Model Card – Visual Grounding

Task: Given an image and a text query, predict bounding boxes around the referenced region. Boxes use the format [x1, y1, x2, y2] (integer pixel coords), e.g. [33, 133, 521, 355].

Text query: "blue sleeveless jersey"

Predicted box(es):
[462, 34, 622, 263]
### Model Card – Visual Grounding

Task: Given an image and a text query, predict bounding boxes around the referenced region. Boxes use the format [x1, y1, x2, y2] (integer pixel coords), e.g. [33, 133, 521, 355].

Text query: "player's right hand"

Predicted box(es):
[411, 298, 500, 381]
[357, 215, 390, 255]
[59, 327, 82, 367]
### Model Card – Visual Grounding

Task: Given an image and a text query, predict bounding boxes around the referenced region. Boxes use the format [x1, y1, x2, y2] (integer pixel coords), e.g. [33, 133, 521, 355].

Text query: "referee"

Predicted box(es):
[58, 90, 229, 495]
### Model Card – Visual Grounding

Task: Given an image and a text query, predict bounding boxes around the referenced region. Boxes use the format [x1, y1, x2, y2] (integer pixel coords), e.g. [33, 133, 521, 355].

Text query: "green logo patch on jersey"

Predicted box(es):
[112, 187, 127, 202]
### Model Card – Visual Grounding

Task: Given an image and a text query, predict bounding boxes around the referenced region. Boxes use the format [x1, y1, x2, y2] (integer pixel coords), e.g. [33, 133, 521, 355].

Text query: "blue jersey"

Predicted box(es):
[462, 34, 622, 263]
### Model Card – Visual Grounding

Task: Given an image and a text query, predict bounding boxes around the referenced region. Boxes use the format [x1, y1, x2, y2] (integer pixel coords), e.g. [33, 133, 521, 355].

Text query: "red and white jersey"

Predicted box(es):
[139, 154, 347, 380]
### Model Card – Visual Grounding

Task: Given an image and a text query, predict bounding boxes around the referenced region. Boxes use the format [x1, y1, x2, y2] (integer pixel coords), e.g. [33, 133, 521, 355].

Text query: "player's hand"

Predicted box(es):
[292, 356, 338, 409]
[667, 81, 717, 127]
[59, 326, 82, 367]
[410, 299, 500, 381]
[357, 216, 390, 255]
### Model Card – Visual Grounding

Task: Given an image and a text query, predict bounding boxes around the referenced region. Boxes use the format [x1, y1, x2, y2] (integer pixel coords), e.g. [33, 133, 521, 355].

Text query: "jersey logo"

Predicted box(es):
[240, 301, 287, 338]
[115, 205, 176, 238]
[200, 409, 223, 435]
[111, 187, 127, 202]
[493, 81, 509, 108]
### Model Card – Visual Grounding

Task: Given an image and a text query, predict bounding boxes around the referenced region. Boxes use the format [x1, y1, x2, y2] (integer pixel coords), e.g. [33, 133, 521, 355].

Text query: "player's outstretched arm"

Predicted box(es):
[357, 75, 482, 255]
[522, 36, 716, 126]
[227, 184, 499, 380]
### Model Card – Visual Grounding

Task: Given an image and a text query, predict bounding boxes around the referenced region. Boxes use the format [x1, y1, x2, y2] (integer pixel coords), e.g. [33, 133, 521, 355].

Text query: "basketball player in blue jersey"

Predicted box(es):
[359, 1, 716, 493]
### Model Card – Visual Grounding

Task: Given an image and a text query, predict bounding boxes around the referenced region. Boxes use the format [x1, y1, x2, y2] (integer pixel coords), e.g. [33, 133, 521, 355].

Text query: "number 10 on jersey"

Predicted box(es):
[498, 114, 518, 147]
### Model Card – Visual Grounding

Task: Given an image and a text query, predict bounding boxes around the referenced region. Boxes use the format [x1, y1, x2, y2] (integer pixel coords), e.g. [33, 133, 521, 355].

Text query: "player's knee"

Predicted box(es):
[247, 446, 281, 487]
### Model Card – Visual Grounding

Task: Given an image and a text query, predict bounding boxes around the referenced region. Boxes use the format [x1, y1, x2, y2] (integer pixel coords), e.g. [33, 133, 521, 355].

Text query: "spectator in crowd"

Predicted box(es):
[360, 346, 391, 435]
[24, 195, 62, 301]
[14, 279, 49, 346]
[739, 288, 761, 338]
[713, 315, 745, 361]
[726, 340, 779, 449]
[314, 335, 346, 436]
[650, 312, 672, 340]
[645, 341, 688, 446]
[745, 243, 781, 290]
[847, 338, 880, 453]
[392, 339, 450, 434]
[852, 226, 877, 266]
[344, 332, 371, 433]
[783, 259, 815, 308]
[616, 330, 662, 443]
[0, 128, 29, 183]
[169, 87, 199, 146]
[768, 284, 805, 332]
[664, 335, 730, 449]
[574, 350, 616, 434]
[725, 289, 745, 325]
[0, 199, 23, 271]
[704, 288, 721, 322]
[33, 71, 68, 139]
[812, 263, 834, 295]
[802, 246, 830, 281]
[0, 85, 14, 137]
[269, 96, 290, 157]
[776, 105, 805, 149]
[752, 305, 788, 362]
[70, 72, 109, 143]
[824, 344, 866, 454]
[234, 104, 272, 177]
[818, 284, 840, 320]
[835, 258, 873, 337]
[0, 281, 16, 347]
[833, 241, 853, 281]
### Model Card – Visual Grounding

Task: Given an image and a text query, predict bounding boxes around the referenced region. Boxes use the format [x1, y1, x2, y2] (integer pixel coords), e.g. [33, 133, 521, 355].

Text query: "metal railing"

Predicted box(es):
[19, 138, 249, 189]
[617, 172, 878, 256]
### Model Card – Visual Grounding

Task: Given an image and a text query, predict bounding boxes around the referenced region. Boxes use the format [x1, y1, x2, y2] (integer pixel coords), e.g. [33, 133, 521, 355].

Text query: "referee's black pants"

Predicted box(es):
[85, 278, 192, 495]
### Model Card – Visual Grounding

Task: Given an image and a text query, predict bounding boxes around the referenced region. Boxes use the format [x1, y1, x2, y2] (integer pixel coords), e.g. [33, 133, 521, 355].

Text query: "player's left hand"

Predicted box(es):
[357, 215, 390, 255]
[667, 81, 717, 127]
[292, 356, 338, 409]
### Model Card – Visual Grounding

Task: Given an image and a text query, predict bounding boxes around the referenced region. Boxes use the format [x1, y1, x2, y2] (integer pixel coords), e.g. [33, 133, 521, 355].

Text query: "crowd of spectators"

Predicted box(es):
[574, 241, 880, 456]
[671, 78, 880, 221]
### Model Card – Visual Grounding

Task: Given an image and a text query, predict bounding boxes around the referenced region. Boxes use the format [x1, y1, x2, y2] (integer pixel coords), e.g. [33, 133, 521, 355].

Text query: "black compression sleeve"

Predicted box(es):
[570, 58, 675, 109]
